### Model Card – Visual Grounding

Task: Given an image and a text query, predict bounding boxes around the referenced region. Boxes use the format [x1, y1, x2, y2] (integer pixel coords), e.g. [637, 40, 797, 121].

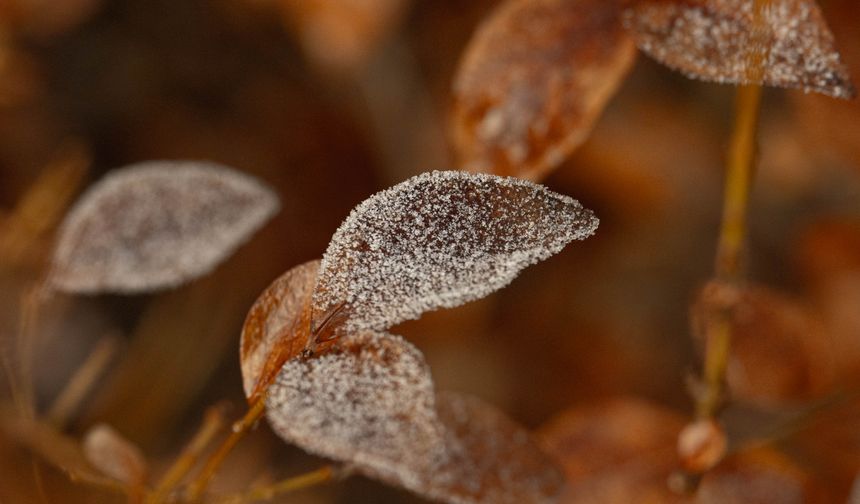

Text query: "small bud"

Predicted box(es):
[677, 419, 727, 473]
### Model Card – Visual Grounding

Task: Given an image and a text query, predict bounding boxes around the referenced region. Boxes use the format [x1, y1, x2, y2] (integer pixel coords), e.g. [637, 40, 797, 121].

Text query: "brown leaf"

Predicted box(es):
[537, 398, 687, 503]
[623, 0, 856, 98]
[428, 392, 566, 504]
[82, 423, 147, 486]
[450, 0, 636, 180]
[265, 331, 448, 494]
[692, 282, 835, 406]
[311, 170, 598, 345]
[276, 0, 410, 72]
[49, 161, 279, 294]
[239, 260, 319, 401]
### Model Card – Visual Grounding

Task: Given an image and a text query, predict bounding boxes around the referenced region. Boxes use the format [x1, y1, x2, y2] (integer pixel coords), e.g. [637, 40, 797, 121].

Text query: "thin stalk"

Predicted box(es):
[184, 397, 266, 501]
[48, 335, 118, 427]
[148, 404, 228, 503]
[213, 465, 336, 504]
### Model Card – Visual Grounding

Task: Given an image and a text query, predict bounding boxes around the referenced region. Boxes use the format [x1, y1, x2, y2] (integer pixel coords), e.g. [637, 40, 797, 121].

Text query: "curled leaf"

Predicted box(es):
[451, 0, 636, 180]
[49, 161, 279, 294]
[429, 392, 565, 504]
[265, 331, 448, 492]
[82, 423, 148, 485]
[311, 170, 598, 342]
[623, 0, 856, 98]
[240, 260, 319, 401]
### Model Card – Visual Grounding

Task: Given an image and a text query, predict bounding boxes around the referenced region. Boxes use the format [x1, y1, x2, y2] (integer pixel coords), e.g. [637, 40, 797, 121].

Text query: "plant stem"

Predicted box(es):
[213, 465, 336, 504]
[48, 335, 118, 427]
[183, 397, 266, 501]
[148, 404, 228, 503]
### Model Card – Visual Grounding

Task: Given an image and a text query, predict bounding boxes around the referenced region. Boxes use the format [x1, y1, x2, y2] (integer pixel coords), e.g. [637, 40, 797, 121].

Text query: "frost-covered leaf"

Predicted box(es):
[311, 170, 598, 343]
[451, 0, 636, 180]
[240, 260, 319, 401]
[49, 161, 279, 294]
[426, 392, 565, 504]
[265, 331, 448, 492]
[623, 0, 856, 99]
[82, 423, 148, 485]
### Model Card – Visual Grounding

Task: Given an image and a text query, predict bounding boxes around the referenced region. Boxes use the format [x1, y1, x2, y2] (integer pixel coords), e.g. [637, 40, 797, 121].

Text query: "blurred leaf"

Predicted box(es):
[623, 0, 855, 98]
[692, 282, 834, 406]
[82, 423, 147, 486]
[451, 0, 636, 180]
[49, 161, 279, 294]
[240, 260, 318, 402]
[276, 0, 411, 73]
[311, 170, 598, 345]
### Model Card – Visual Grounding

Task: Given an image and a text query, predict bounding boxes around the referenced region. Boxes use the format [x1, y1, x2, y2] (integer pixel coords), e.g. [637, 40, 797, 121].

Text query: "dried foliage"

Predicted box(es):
[451, 0, 636, 180]
[49, 161, 279, 294]
[624, 0, 856, 98]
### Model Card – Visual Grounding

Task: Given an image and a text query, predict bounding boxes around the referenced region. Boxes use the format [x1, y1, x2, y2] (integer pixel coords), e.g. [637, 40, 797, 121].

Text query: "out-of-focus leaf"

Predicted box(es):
[276, 0, 410, 72]
[451, 0, 636, 180]
[537, 398, 686, 503]
[311, 170, 598, 344]
[428, 392, 565, 504]
[240, 260, 318, 401]
[48, 161, 279, 294]
[265, 331, 448, 493]
[82, 423, 147, 485]
[692, 282, 834, 406]
[623, 0, 856, 98]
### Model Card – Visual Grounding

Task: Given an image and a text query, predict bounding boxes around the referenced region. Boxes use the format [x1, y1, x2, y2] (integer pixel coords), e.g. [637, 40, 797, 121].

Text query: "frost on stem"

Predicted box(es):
[265, 332, 565, 504]
[451, 0, 636, 180]
[49, 161, 280, 294]
[312, 170, 599, 341]
[623, 0, 856, 99]
[240, 260, 319, 400]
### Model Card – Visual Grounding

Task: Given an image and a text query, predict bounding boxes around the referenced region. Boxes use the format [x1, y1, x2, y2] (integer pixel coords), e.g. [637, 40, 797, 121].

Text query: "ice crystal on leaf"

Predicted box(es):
[311, 170, 598, 342]
[623, 0, 856, 99]
[49, 161, 279, 294]
[451, 0, 636, 181]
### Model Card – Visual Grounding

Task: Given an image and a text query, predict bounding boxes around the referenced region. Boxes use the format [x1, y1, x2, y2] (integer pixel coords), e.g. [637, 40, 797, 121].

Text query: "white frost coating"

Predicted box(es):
[49, 161, 280, 294]
[312, 170, 598, 338]
[265, 332, 449, 491]
[623, 0, 856, 99]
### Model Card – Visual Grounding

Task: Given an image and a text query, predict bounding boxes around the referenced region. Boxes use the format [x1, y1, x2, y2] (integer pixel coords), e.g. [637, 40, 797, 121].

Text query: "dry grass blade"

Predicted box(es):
[451, 0, 636, 180]
[311, 171, 598, 343]
[623, 0, 856, 99]
[240, 260, 319, 402]
[48, 161, 279, 294]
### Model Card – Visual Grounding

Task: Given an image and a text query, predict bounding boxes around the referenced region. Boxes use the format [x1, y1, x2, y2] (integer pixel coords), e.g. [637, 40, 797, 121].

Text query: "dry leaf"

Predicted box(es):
[265, 331, 448, 493]
[623, 0, 856, 98]
[82, 423, 147, 485]
[427, 392, 565, 504]
[692, 282, 834, 406]
[276, 0, 410, 72]
[240, 260, 319, 401]
[311, 170, 598, 343]
[49, 161, 279, 294]
[451, 0, 636, 180]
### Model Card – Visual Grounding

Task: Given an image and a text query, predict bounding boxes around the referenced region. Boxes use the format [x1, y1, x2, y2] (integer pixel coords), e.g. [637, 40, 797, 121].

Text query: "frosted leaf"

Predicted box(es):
[49, 161, 280, 294]
[82, 424, 148, 485]
[423, 392, 566, 504]
[265, 332, 449, 492]
[311, 170, 598, 343]
[240, 260, 319, 401]
[451, 0, 636, 180]
[623, 0, 856, 99]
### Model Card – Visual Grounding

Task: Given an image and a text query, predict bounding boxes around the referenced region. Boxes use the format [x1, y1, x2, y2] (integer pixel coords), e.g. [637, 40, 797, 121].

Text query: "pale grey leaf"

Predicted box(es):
[82, 423, 147, 485]
[49, 161, 280, 294]
[311, 170, 598, 341]
[624, 0, 856, 98]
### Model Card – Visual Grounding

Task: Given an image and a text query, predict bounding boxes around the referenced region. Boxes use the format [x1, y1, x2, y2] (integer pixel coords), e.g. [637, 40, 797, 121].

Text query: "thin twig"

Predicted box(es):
[48, 335, 119, 427]
[212, 465, 336, 504]
[148, 403, 229, 503]
[184, 397, 267, 501]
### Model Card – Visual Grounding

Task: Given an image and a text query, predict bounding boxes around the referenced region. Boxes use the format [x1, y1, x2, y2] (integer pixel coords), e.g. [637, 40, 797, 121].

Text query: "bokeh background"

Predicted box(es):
[1, 0, 860, 502]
